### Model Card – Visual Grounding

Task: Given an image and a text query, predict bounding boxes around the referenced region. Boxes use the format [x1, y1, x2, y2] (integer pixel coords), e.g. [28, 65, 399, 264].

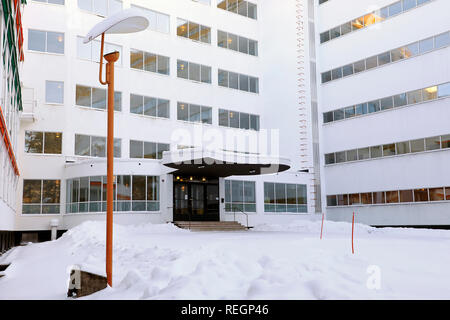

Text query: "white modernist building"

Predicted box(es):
[316, 0, 450, 226]
[15, 0, 320, 236]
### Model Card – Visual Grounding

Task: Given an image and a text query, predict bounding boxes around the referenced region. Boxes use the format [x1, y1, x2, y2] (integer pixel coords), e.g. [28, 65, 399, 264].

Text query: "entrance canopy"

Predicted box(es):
[162, 148, 290, 177]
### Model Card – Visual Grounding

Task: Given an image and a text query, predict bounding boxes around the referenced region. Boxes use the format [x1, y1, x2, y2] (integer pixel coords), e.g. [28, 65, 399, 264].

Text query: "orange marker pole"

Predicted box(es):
[351, 212, 355, 254]
[320, 213, 324, 240]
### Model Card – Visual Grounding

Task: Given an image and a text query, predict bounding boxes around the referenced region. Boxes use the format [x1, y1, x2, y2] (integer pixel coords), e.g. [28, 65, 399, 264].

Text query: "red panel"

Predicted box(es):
[0, 106, 20, 176]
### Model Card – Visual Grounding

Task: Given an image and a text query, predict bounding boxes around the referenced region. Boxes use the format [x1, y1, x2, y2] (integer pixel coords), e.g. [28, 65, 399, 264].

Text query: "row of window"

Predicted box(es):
[320, 0, 433, 44]
[130, 49, 170, 75]
[77, 36, 123, 65]
[177, 18, 211, 44]
[129, 140, 170, 160]
[218, 30, 258, 56]
[322, 31, 450, 83]
[218, 69, 259, 93]
[323, 82, 450, 123]
[75, 134, 122, 158]
[130, 94, 170, 118]
[130, 4, 170, 34]
[264, 182, 308, 213]
[327, 186, 450, 207]
[177, 60, 212, 83]
[219, 109, 260, 131]
[217, 0, 257, 20]
[225, 180, 256, 212]
[177, 102, 213, 124]
[78, 0, 122, 17]
[325, 134, 450, 165]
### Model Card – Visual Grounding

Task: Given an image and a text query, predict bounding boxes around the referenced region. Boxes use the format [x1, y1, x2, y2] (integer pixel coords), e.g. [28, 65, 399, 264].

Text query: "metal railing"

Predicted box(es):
[232, 207, 249, 229]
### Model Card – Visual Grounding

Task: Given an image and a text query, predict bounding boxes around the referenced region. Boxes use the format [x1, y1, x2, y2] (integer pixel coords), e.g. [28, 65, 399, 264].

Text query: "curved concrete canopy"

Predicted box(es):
[162, 148, 291, 177]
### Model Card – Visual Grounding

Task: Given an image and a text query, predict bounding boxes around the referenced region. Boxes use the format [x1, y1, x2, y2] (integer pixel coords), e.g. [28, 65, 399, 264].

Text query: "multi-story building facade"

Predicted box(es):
[14, 0, 319, 236]
[316, 0, 450, 226]
[0, 0, 24, 251]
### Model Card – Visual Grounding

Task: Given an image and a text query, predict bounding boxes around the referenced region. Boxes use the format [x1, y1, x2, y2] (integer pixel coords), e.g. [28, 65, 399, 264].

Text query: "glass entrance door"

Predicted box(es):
[173, 176, 219, 221]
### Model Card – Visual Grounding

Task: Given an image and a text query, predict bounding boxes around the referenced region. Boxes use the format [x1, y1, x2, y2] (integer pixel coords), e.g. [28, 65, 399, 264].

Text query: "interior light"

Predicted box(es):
[190, 176, 193, 181]
[57, 36, 63, 42]
[176, 176, 180, 180]
[202, 177, 206, 182]
[425, 86, 437, 93]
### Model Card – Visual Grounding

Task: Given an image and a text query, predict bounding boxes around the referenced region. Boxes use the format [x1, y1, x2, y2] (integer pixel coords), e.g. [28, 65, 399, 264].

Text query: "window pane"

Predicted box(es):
[321, 71, 331, 83]
[144, 96, 157, 117]
[349, 193, 360, 205]
[335, 151, 346, 163]
[130, 140, 143, 158]
[144, 52, 157, 72]
[132, 176, 146, 201]
[414, 188, 429, 202]
[201, 65, 211, 83]
[201, 107, 212, 124]
[346, 149, 358, 161]
[238, 0, 247, 16]
[325, 153, 335, 164]
[228, 33, 238, 51]
[419, 37, 434, 53]
[425, 136, 441, 151]
[342, 64, 353, 77]
[388, 1, 402, 16]
[331, 68, 342, 80]
[423, 86, 438, 101]
[25, 131, 43, 153]
[130, 50, 144, 70]
[218, 30, 227, 48]
[218, 70, 228, 87]
[320, 31, 330, 43]
[358, 147, 370, 160]
[429, 188, 444, 201]
[249, 40, 258, 56]
[361, 193, 373, 204]
[147, 176, 159, 201]
[232, 180, 244, 203]
[380, 96, 393, 110]
[396, 141, 410, 154]
[91, 136, 106, 157]
[333, 109, 344, 121]
[330, 26, 340, 39]
[365, 56, 378, 69]
[383, 143, 396, 156]
[92, 88, 106, 110]
[238, 36, 248, 54]
[337, 194, 348, 206]
[177, 60, 189, 79]
[44, 132, 62, 154]
[114, 139, 121, 158]
[47, 32, 64, 54]
[239, 74, 249, 91]
[28, 30, 46, 52]
[229, 111, 239, 128]
[23, 180, 42, 204]
[407, 89, 423, 104]
[130, 94, 143, 115]
[157, 99, 170, 118]
[386, 191, 399, 203]
[405, 42, 419, 57]
[229, 72, 239, 89]
[327, 195, 337, 207]
[157, 55, 169, 75]
[410, 139, 425, 153]
[247, 2, 257, 19]
[442, 135, 450, 149]
[438, 82, 450, 98]
[114, 91, 122, 111]
[200, 26, 211, 43]
[353, 60, 365, 73]
[189, 104, 201, 122]
[144, 142, 157, 159]
[344, 106, 355, 118]
[399, 190, 413, 203]
[403, 0, 417, 11]
[76, 85, 91, 107]
[435, 32, 450, 49]
[188, 21, 200, 41]
[249, 77, 259, 93]
[393, 93, 407, 107]
[373, 192, 385, 204]
[378, 51, 391, 65]
[239, 113, 250, 129]
[355, 103, 368, 115]
[219, 109, 229, 126]
[323, 111, 334, 123]
[75, 134, 90, 156]
[370, 145, 382, 158]
[177, 102, 189, 121]
[368, 100, 380, 113]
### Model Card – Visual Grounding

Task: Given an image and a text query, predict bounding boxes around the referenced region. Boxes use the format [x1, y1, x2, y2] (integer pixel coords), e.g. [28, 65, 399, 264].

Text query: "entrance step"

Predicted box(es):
[173, 221, 248, 232]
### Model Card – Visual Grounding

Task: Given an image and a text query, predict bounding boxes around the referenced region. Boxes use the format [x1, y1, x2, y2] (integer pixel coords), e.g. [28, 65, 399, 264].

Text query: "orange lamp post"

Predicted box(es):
[84, 9, 149, 287]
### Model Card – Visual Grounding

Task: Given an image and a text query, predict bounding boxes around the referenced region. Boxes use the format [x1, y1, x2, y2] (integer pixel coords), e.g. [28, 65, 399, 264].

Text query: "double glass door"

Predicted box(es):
[173, 178, 219, 221]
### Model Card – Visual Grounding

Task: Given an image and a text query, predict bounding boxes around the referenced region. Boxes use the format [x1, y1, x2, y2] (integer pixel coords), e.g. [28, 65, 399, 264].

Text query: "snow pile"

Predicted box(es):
[1, 219, 450, 300]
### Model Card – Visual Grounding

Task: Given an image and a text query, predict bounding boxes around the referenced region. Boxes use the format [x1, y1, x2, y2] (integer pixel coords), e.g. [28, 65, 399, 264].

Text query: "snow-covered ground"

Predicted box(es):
[1, 219, 450, 300]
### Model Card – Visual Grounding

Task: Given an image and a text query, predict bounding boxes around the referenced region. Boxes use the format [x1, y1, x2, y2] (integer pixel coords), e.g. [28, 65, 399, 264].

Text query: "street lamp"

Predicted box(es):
[83, 9, 148, 287]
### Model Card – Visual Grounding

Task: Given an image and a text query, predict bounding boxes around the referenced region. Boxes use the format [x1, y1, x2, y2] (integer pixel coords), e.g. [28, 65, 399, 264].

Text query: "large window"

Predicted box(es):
[323, 81, 450, 124]
[225, 180, 256, 212]
[217, 0, 257, 19]
[320, 0, 433, 44]
[130, 94, 169, 119]
[177, 102, 212, 124]
[76, 36, 122, 66]
[129, 140, 170, 159]
[327, 186, 450, 207]
[45, 81, 64, 104]
[218, 30, 258, 56]
[28, 29, 64, 54]
[22, 179, 60, 214]
[218, 69, 259, 93]
[131, 5, 170, 34]
[264, 183, 307, 213]
[76, 85, 121, 111]
[75, 134, 121, 158]
[130, 49, 170, 75]
[78, 0, 122, 16]
[219, 109, 259, 131]
[322, 31, 449, 83]
[325, 133, 450, 165]
[66, 175, 160, 213]
[177, 60, 211, 83]
[25, 131, 62, 154]
[177, 19, 211, 44]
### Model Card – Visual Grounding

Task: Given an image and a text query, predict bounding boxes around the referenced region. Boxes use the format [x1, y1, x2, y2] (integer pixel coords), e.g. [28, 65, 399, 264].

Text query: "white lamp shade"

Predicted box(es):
[83, 8, 149, 44]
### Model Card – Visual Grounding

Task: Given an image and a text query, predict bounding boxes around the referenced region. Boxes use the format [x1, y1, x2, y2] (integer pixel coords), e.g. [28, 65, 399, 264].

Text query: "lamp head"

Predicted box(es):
[83, 8, 149, 44]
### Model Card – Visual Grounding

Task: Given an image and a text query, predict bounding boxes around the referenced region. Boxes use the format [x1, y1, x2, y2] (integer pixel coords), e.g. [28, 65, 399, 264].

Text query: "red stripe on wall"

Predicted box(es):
[0, 106, 20, 176]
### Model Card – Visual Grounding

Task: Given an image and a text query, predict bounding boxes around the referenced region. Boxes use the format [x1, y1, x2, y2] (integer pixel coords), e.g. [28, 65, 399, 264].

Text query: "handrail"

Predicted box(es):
[232, 207, 249, 229]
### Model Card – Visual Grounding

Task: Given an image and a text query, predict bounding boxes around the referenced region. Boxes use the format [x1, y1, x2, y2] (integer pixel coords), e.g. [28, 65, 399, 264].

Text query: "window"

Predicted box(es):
[66, 175, 159, 213]
[45, 81, 64, 104]
[75, 134, 121, 157]
[425, 136, 441, 151]
[77, 36, 122, 65]
[219, 109, 259, 130]
[131, 5, 170, 34]
[28, 29, 64, 54]
[218, 0, 257, 19]
[22, 180, 60, 214]
[76, 85, 121, 111]
[78, 0, 122, 17]
[414, 188, 429, 202]
[177, 19, 211, 44]
[264, 182, 307, 213]
[25, 131, 62, 154]
[435, 32, 450, 49]
[34, 0, 65, 4]
[225, 180, 256, 212]
[130, 49, 169, 75]
[399, 190, 413, 203]
[217, 30, 258, 56]
[327, 195, 337, 207]
[438, 82, 450, 98]
[129, 140, 170, 159]
[177, 60, 211, 83]
[177, 102, 212, 124]
[130, 94, 170, 119]
[218, 69, 259, 93]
